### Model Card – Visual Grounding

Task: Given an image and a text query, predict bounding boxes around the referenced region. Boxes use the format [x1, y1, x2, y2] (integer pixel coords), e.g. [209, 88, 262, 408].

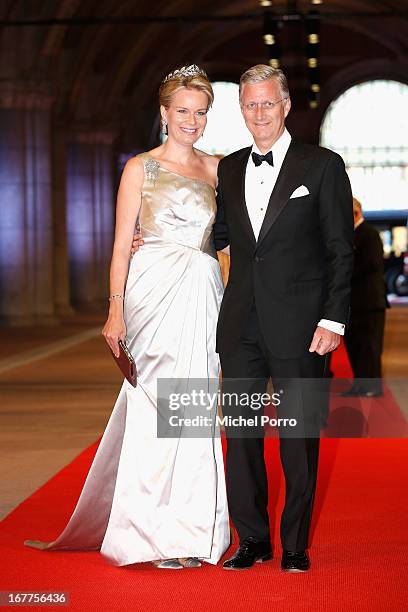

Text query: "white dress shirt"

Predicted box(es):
[244, 128, 345, 336]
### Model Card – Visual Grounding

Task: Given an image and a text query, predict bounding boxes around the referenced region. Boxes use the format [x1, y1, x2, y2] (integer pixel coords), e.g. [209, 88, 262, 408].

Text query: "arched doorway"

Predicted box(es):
[320, 80, 408, 218]
[320, 80, 408, 295]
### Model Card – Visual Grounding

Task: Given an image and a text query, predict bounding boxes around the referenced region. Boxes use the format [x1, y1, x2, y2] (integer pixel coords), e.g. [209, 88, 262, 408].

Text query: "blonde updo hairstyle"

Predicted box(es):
[159, 66, 214, 117]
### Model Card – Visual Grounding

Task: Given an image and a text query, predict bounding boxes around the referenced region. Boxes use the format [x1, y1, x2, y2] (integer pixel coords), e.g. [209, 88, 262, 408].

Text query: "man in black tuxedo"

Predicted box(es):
[343, 198, 388, 397]
[214, 65, 354, 572]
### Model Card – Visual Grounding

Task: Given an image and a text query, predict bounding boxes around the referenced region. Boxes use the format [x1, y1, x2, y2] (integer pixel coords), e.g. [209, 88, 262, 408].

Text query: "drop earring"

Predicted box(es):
[161, 119, 168, 135]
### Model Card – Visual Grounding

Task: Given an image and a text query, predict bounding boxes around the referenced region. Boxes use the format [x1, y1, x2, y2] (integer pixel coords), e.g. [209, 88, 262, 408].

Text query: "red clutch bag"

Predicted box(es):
[109, 340, 137, 387]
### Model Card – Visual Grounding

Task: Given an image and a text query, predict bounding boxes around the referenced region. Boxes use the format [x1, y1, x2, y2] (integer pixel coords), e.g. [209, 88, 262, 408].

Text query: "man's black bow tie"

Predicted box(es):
[252, 150, 274, 167]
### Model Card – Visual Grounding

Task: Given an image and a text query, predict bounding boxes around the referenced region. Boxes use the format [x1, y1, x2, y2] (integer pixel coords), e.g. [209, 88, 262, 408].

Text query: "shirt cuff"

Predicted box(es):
[318, 319, 345, 336]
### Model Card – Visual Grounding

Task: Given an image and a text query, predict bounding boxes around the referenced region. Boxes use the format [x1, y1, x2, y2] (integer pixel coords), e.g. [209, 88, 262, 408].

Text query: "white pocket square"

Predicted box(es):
[290, 185, 310, 198]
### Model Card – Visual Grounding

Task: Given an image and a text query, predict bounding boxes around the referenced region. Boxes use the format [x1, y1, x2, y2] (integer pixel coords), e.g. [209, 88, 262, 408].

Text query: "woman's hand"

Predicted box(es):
[102, 313, 126, 358]
[131, 223, 144, 256]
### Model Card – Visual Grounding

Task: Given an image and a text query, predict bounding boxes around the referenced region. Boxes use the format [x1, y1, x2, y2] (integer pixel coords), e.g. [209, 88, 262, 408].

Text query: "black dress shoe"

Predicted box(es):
[223, 536, 272, 570]
[281, 550, 310, 572]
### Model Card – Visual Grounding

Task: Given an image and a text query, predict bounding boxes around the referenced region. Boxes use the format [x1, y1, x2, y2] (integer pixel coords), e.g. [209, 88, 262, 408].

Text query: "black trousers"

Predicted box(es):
[219, 304, 326, 552]
[344, 309, 385, 394]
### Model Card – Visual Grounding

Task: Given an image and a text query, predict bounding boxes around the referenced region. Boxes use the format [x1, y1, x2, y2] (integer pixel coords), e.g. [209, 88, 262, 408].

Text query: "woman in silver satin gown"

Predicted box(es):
[24, 65, 230, 569]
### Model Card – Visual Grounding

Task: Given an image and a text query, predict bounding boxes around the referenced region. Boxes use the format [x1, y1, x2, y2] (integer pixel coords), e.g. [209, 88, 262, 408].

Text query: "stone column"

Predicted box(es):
[66, 131, 116, 309]
[51, 125, 74, 317]
[0, 81, 56, 325]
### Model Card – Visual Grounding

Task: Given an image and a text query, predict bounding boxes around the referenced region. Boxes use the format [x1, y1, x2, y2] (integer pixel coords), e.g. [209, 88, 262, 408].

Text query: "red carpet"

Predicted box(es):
[328, 340, 408, 438]
[0, 345, 407, 611]
[331, 338, 354, 377]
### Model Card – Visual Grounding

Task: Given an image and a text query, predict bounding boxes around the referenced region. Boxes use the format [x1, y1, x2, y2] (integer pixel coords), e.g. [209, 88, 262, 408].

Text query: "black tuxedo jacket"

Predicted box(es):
[214, 139, 354, 359]
[350, 220, 388, 312]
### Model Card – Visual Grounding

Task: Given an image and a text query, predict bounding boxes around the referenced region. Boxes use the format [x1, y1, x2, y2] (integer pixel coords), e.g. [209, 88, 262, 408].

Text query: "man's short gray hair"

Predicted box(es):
[239, 64, 290, 100]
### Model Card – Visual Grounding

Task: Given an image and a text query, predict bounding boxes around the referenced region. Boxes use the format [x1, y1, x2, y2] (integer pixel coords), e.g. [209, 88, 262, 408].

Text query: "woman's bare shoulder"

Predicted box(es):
[121, 155, 145, 183]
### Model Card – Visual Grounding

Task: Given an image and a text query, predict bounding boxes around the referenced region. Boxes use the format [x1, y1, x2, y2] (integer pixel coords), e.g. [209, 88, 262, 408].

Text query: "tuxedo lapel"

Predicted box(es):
[256, 140, 314, 247]
[229, 147, 256, 245]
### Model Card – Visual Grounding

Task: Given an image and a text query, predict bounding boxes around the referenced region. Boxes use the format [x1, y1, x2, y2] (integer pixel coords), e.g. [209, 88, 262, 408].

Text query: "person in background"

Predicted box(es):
[343, 197, 389, 397]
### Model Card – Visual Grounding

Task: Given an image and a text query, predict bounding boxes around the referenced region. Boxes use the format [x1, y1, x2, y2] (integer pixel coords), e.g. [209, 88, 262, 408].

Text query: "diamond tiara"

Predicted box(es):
[162, 64, 208, 84]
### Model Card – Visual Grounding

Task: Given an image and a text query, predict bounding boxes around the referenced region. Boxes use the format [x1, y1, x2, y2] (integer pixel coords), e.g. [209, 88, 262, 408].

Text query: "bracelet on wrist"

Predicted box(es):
[109, 294, 124, 301]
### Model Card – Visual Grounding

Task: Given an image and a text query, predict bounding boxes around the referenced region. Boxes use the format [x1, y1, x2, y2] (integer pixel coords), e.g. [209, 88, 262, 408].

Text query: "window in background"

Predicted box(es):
[199, 81, 251, 156]
[320, 80, 408, 217]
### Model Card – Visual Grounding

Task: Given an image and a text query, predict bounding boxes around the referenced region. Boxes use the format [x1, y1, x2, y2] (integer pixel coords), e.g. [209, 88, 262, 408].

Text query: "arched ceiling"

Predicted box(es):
[1, 0, 407, 131]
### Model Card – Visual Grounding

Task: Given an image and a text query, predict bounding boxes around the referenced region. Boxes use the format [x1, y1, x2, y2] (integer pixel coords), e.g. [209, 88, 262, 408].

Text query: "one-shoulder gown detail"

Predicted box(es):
[24, 154, 230, 566]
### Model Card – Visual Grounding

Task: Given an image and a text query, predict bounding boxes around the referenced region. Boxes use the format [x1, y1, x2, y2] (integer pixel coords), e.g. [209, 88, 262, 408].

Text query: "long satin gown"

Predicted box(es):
[25, 153, 230, 566]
